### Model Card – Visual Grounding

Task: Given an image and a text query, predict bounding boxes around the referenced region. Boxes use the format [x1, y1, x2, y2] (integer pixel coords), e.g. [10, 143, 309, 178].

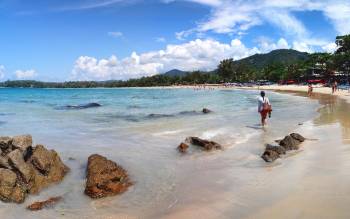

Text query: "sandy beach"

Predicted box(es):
[160, 85, 350, 219]
[1, 87, 350, 219]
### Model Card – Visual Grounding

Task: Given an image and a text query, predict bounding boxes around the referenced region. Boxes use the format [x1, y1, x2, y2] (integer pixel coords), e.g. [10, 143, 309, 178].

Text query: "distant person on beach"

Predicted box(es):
[258, 91, 272, 126]
[308, 84, 313, 96]
[332, 81, 337, 94]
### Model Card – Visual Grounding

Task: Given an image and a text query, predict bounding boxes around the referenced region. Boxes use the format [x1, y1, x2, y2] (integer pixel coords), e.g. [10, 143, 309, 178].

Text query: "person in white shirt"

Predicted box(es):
[257, 91, 271, 126]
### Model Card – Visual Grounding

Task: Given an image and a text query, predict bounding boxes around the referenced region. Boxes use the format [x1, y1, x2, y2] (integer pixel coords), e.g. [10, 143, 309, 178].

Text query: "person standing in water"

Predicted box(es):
[258, 91, 272, 126]
[308, 83, 313, 96]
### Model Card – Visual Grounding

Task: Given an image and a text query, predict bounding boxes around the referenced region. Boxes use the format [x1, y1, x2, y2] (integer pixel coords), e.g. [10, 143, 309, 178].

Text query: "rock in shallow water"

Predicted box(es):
[262, 133, 306, 162]
[85, 154, 132, 199]
[202, 108, 212, 114]
[265, 144, 286, 155]
[0, 135, 69, 203]
[279, 135, 301, 150]
[290, 133, 305, 142]
[186, 137, 222, 151]
[27, 196, 62, 211]
[177, 142, 189, 153]
[261, 150, 280, 162]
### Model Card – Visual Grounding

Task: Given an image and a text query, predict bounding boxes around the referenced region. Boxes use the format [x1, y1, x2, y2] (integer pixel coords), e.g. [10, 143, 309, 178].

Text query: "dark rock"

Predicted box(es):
[279, 135, 301, 150]
[186, 137, 222, 150]
[290, 133, 305, 142]
[177, 143, 189, 153]
[7, 149, 34, 184]
[261, 150, 280, 162]
[265, 144, 286, 155]
[57, 102, 102, 110]
[27, 196, 62, 211]
[202, 108, 212, 114]
[85, 154, 132, 199]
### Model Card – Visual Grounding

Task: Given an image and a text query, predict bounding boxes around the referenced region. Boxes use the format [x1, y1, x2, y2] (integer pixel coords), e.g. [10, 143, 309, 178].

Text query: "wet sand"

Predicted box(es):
[1, 88, 350, 219]
[162, 92, 350, 219]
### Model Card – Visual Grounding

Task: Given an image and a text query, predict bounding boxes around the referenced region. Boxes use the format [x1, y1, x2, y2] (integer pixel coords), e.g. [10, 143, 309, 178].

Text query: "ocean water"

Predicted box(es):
[0, 88, 320, 219]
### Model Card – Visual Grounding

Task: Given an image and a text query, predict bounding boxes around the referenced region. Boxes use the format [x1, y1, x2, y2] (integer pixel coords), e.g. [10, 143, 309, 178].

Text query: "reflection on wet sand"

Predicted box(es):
[164, 92, 350, 219]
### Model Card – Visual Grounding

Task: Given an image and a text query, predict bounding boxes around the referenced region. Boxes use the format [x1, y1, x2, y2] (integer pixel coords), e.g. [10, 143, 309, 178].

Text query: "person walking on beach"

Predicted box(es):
[258, 91, 272, 126]
[308, 83, 313, 96]
[332, 81, 338, 94]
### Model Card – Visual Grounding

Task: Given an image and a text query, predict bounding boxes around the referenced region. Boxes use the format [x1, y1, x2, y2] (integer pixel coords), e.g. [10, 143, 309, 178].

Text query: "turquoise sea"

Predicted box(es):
[0, 88, 320, 218]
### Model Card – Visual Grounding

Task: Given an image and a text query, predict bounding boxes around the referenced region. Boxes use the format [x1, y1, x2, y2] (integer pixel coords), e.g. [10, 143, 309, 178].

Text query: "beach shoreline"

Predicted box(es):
[1, 87, 350, 219]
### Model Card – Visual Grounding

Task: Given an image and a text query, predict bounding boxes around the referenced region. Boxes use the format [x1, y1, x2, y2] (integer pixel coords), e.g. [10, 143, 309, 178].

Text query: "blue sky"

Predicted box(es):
[0, 0, 349, 81]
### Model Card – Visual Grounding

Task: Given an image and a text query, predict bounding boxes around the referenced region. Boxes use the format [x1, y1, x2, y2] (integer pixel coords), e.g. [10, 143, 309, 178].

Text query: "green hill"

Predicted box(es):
[233, 49, 309, 70]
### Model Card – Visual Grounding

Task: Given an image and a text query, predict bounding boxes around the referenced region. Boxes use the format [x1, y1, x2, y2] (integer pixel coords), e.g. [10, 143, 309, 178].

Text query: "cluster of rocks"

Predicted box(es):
[0, 135, 69, 203]
[261, 133, 306, 162]
[0, 134, 132, 211]
[178, 137, 222, 153]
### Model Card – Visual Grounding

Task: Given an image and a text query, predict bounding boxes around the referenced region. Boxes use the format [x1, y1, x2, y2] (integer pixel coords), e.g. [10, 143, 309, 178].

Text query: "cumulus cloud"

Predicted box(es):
[0, 65, 5, 80]
[173, 0, 350, 50]
[322, 42, 338, 53]
[15, 69, 37, 79]
[71, 37, 316, 80]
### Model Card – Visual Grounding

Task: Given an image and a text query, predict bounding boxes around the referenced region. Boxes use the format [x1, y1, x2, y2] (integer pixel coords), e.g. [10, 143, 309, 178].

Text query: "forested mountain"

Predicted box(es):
[163, 69, 188, 77]
[233, 49, 309, 70]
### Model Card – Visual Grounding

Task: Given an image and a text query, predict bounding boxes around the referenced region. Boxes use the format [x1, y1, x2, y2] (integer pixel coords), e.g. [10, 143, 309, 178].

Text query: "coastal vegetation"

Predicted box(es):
[1, 35, 349, 88]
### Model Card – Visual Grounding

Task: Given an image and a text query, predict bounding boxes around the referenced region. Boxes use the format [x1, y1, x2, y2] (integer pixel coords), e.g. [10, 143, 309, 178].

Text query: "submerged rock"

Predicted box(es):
[177, 143, 189, 153]
[202, 108, 212, 114]
[56, 102, 102, 110]
[186, 137, 222, 151]
[85, 154, 132, 199]
[27, 196, 62, 211]
[0, 135, 69, 203]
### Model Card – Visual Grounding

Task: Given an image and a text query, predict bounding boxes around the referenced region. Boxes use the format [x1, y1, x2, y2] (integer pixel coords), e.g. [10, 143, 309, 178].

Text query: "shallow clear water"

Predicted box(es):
[0, 88, 320, 218]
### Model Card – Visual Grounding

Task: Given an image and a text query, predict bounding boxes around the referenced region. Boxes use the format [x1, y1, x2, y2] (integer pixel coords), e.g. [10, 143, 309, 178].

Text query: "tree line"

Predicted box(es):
[1, 35, 349, 88]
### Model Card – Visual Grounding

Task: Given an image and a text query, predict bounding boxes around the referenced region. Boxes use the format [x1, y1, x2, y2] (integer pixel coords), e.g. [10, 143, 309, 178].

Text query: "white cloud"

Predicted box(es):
[59, 0, 127, 10]
[15, 69, 37, 79]
[173, 0, 350, 48]
[292, 41, 313, 53]
[0, 65, 5, 80]
[257, 37, 290, 53]
[73, 38, 313, 81]
[108, 31, 123, 38]
[74, 36, 340, 81]
[322, 42, 338, 53]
